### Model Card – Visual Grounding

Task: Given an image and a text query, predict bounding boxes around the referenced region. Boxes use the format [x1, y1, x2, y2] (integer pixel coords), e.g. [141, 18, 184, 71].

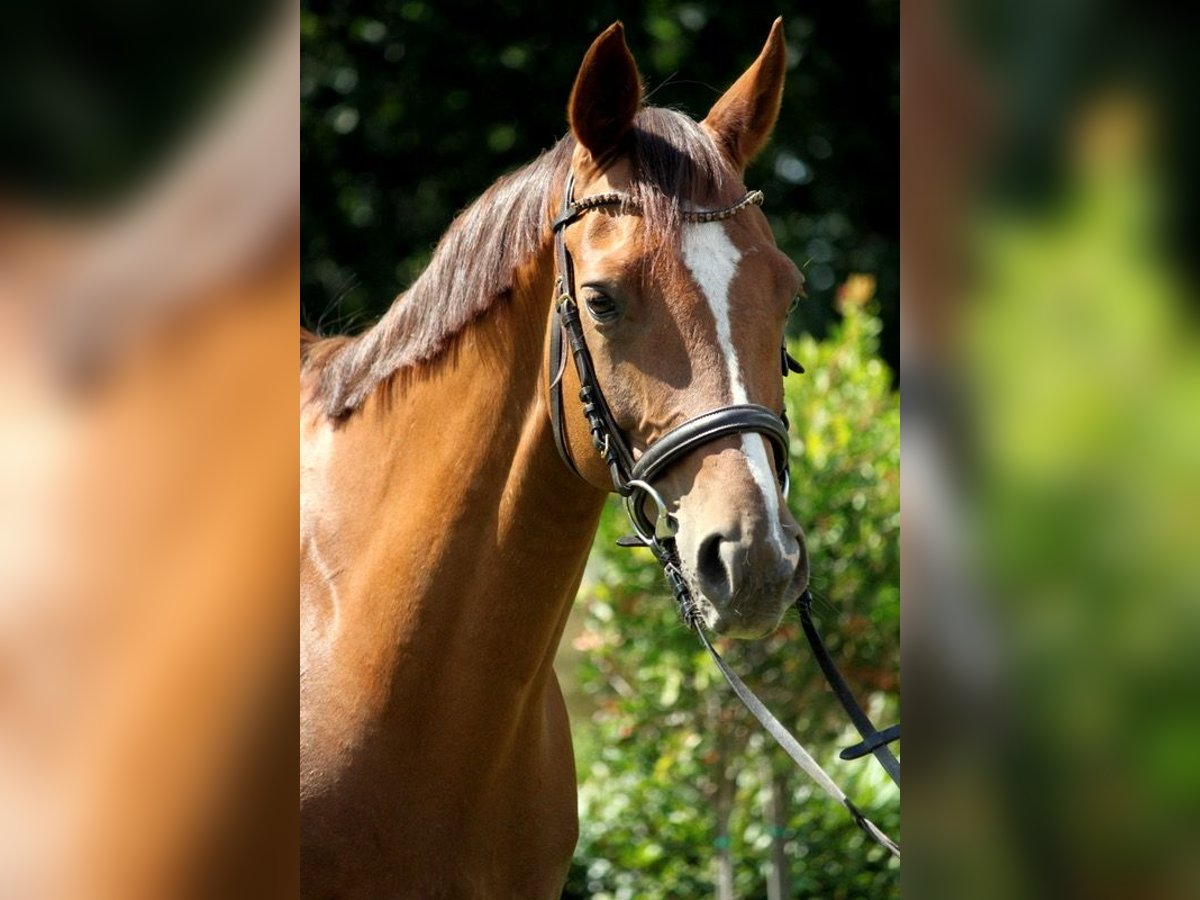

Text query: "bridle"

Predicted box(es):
[549, 171, 901, 859]
[549, 173, 793, 540]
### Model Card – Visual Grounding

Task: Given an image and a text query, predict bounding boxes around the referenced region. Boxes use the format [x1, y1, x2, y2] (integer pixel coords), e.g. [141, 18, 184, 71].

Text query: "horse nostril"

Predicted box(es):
[697, 533, 730, 602]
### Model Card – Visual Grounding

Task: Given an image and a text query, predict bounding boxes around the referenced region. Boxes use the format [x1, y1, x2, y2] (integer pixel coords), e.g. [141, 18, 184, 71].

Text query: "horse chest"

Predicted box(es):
[300, 644, 578, 899]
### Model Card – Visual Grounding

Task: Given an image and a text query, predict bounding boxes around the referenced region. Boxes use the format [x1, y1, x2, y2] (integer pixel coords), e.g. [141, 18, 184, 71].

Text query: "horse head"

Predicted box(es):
[552, 21, 808, 638]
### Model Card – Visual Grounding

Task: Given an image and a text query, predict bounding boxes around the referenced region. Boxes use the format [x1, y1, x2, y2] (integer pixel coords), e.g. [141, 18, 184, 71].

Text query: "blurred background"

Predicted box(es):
[0, 1, 277, 206]
[903, 0, 1200, 897]
[301, 2, 901, 898]
[1, 2, 297, 897]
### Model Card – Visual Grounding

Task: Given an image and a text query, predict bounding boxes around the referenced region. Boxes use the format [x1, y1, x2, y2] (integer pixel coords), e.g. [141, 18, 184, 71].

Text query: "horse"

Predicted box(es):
[300, 20, 806, 898]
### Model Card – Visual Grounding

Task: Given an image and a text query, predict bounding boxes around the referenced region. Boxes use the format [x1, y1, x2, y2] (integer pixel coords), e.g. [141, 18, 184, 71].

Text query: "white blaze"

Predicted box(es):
[680, 223, 796, 563]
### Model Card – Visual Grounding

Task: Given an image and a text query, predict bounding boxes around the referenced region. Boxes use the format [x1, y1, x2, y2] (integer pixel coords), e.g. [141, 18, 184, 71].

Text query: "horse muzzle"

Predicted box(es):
[672, 457, 809, 638]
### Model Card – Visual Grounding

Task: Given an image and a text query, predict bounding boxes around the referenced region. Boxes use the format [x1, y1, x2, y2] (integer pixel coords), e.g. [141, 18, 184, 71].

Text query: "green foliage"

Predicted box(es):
[962, 125, 1200, 892]
[563, 293, 899, 898]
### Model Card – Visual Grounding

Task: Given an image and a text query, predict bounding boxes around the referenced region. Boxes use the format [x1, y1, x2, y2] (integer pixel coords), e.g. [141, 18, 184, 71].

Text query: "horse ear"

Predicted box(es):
[568, 22, 642, 162]
[701, 18, 787, 170]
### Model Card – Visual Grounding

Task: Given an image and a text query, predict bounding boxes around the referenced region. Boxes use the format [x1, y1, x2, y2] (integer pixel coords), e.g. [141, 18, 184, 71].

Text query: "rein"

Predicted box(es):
[549, 173, 901, 859]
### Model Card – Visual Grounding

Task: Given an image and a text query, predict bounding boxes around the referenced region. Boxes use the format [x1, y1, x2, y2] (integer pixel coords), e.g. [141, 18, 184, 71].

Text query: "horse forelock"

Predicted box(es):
[302, 105, 736, 419]
[624, 107, 737, 235]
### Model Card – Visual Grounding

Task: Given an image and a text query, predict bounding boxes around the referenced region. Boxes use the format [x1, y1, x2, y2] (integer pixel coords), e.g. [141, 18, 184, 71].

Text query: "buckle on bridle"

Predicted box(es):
[625, 478, 678, 545]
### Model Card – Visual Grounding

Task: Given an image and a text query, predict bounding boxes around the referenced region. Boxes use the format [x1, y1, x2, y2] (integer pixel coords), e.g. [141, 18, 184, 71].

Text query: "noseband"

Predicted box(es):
[548, 172, 900, 859]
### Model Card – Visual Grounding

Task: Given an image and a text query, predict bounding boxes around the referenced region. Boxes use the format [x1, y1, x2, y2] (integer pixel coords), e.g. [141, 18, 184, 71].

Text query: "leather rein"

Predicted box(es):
[549, 173, 900, 859]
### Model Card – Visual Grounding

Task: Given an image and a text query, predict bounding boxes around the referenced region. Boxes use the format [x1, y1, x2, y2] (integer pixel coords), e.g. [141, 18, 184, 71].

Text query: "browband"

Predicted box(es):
[553, 187, 764, 231]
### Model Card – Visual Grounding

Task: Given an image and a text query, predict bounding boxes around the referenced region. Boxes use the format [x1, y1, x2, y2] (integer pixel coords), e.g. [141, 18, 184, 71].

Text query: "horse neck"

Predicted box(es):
[315, 242, 607, 693]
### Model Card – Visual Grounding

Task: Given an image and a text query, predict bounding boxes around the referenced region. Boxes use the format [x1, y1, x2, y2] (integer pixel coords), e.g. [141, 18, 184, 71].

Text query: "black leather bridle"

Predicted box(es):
[549, 173, 794, 541]
[549, 172, 901, 859]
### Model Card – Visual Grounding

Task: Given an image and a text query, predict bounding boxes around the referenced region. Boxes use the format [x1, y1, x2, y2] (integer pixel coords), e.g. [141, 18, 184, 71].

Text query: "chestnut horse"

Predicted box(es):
[301, 21, 806, 898]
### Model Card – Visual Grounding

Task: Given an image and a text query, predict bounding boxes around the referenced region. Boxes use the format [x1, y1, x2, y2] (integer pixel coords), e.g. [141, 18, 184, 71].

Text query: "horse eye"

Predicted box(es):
[584, 291, 620, 323]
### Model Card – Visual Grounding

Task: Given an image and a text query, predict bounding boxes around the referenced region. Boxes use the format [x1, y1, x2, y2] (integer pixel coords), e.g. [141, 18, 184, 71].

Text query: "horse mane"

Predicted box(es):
[304, 107, 734, 418]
